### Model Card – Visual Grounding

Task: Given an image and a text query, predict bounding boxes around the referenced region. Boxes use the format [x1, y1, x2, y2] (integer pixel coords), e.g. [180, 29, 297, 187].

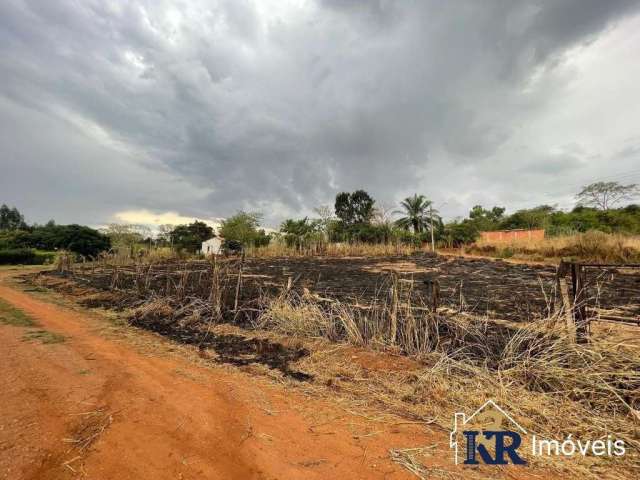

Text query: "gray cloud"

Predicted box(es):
[1, 0, 640, 227]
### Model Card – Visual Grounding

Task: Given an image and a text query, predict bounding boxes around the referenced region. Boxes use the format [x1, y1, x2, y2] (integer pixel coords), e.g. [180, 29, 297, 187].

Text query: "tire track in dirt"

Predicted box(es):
[0, 272, 425, 479]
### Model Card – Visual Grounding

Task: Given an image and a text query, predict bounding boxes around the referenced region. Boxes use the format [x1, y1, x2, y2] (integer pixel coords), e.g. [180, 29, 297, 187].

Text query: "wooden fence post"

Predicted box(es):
[423, 277, 440, 311]
[234, 251, 245, 312]
[556, 260, 576, 341]
[389, 272, 399, 345]
[570, 263, 590, 343]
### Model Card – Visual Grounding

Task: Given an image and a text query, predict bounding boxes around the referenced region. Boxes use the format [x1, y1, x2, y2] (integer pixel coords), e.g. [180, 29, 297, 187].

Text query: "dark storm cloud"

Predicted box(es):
[1, 0, 639, 226]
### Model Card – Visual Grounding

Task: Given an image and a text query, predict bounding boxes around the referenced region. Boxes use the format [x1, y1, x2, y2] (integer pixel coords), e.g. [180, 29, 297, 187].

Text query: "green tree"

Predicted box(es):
[576, 181, 639, 210]
[442, 220, 479, 247]
[157, 224, 175, 246]
[102, 224, 146, 250]
[29, 224, 110, 257]
[500, 205, 555, 230]
[219, 212, 270, 248]
[170, 221, 214, 253]
[334, 190, 375, 226]
[313, 205, 334, 237]
[394, 194, 436, 233]
[0, 204, 27, 230]
[280, 217, 322, 249]
[468, 205, 505, 231]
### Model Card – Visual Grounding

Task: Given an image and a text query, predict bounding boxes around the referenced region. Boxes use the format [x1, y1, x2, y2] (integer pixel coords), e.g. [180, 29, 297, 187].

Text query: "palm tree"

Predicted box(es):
[394, 194, 439, 233]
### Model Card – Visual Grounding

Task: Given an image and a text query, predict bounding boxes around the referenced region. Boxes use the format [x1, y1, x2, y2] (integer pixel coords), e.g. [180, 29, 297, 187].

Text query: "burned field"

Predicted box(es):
[28, 253, 640, 376]
[56, 254, 563, 318]
[27, 254, 567, 381]
[24, 254, 640, 476]
[43, 253, 640, 324]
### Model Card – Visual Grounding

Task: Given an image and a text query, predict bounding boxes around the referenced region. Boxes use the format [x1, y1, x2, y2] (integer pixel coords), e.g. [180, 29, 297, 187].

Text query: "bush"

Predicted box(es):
[34, 251, 57, 264]
[222, 239, 243, 254]
[0, 230, 32, 249]
[2, 225, 111, 257]
[0, 248, 36, 264]
[391, 229, 427, 246]
[329, 222, 395, 244]
[0, 248, 58, 265]
[442, 221, 479, 247]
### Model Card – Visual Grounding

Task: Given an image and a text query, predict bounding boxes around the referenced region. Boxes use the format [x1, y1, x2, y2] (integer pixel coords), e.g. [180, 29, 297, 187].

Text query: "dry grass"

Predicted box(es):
[468, 231, 640, 263]
[256, 294, 640, 477]
[246, 241, 428, 258]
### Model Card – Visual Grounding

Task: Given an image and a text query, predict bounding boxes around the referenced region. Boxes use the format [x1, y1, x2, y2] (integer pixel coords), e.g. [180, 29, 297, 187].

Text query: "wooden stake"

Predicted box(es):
[424, 277, 440, 311]
[234, 251, 245, 312]
[571, 263, 590, 343]
[556, 261, 576, 341]
[389, 272, 399, 345]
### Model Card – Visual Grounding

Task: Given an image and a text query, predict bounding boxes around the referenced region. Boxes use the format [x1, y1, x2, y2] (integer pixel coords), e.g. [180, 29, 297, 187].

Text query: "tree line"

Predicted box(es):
[1, 180, 638, 260]
[278, 181, 640, 249]
[0, 206, 111, 263]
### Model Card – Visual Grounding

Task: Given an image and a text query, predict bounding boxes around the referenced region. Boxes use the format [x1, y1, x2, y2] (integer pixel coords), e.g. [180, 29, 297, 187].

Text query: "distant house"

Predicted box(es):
[201, 237, 223, 256]
[479, 229, 545, 243]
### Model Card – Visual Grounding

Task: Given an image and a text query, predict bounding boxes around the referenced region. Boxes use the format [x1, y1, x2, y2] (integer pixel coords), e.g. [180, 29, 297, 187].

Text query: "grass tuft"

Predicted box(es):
[22, 329, 66, 344]
[0, 299, 37, 327]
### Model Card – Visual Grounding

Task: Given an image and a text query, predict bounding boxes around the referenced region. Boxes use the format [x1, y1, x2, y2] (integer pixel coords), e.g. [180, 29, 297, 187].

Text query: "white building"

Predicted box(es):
[201, 237, 223, 256]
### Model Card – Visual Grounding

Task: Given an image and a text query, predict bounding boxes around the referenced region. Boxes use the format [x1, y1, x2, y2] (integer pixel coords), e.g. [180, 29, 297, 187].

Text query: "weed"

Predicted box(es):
[23, 329, 65, 344]
[0, 299, 37, 327]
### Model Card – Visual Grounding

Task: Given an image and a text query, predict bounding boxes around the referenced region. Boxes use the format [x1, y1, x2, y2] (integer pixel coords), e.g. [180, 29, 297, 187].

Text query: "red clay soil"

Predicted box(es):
[0, 271, 434, 480]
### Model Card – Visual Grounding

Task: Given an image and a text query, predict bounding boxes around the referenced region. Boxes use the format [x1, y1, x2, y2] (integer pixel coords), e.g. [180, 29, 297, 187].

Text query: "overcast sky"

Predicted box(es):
[2, 0, 640, 229]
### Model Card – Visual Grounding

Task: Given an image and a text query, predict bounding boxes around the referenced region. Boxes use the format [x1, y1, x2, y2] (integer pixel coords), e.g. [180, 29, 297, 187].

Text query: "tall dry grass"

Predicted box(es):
[469, 231, 640, 263]
[246, 241, 428, 258]
[258, 294, 640, 476]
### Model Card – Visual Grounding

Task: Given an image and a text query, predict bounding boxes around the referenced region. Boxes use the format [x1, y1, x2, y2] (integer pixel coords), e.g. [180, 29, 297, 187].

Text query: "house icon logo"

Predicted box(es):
[450, 400, 527, 466]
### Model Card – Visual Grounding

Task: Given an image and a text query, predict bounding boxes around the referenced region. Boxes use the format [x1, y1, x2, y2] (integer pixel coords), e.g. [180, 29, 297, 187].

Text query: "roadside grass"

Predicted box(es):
[0, 298, 37, 326]
[22, 329, 65, 344]
[0, 298, 65, 344]
[0, 264, 53, 271]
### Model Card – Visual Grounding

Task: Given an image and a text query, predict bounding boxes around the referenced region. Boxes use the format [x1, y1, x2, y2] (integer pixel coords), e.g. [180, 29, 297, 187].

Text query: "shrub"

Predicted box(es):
[442, 221, 478, 247]
[0, 248, 36, 264]
[0, 225, 110, 257]
[34, 251, 57, 264]
[0, 248, 58, 265]
[222, 239, 243, 254]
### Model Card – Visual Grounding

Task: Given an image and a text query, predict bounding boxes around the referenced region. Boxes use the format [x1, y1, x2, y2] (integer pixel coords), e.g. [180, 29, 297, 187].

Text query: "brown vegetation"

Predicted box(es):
[467, 231, 640, 263]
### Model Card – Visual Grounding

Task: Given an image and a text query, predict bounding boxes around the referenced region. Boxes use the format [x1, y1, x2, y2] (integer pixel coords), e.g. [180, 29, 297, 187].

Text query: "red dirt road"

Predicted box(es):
[0, 273, 428, 479]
